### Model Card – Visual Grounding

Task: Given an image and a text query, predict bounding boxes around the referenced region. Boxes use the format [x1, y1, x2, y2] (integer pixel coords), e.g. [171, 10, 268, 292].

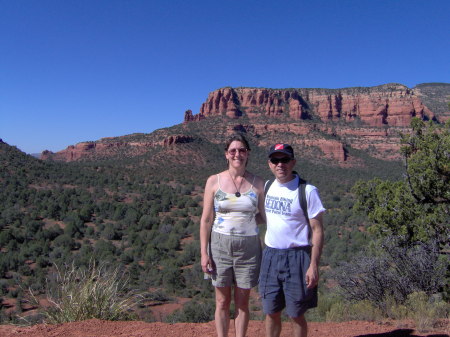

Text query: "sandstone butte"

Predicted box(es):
[41, 83, 449, 164]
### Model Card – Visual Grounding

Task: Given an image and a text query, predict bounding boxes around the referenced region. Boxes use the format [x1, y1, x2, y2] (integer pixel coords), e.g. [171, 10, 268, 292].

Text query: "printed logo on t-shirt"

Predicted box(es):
[265, 195, 293, 216]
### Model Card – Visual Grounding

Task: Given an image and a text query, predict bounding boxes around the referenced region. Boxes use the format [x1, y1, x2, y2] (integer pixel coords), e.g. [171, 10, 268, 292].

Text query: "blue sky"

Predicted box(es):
[1, 0, 449, 154]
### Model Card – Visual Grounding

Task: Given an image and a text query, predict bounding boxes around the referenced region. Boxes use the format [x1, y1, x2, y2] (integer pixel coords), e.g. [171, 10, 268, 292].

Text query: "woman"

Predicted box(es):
[200, 134, 265, 337]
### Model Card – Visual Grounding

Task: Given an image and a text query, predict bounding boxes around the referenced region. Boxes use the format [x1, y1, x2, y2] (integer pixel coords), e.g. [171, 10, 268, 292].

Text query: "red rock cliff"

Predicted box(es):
[41, 135, 194, 162]
[188, 84, 436, 127]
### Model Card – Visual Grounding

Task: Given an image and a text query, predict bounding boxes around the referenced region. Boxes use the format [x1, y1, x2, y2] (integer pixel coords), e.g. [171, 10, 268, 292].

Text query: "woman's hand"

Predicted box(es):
[201, 254, 214, 274]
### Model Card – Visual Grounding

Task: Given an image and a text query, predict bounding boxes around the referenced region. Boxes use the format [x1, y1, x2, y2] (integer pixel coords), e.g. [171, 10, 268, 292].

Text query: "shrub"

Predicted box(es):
[43, 262, 143, 323]
[306, 292, 343, 322]
[332, 237, 447, 312]
[325, 300, 382, 322]
[325, 301, 347, 322]
[405, 291, 449, 332]
[165, 299, 215, 323]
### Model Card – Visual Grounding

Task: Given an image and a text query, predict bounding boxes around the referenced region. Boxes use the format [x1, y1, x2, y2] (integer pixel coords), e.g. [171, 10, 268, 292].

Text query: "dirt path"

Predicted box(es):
[0, 319, 448, 337]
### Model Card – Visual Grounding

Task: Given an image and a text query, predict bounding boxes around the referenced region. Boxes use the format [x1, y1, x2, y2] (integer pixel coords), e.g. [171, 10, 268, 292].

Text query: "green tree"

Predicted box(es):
[352, 119, 449, 244]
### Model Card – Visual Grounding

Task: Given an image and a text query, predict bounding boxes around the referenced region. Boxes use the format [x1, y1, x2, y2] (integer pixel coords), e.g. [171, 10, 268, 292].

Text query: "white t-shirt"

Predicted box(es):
[264, 175, 325, 249]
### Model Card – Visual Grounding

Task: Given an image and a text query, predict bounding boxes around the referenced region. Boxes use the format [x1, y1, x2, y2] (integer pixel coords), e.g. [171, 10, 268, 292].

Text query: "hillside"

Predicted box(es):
[0, 82, 448, 326]
[414, 83, 450, 117]
[0, 132, 399, 323]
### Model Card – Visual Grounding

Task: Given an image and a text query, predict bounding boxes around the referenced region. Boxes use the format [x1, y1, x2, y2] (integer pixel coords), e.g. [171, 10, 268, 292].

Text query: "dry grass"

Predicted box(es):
[43, 261, 143, 323]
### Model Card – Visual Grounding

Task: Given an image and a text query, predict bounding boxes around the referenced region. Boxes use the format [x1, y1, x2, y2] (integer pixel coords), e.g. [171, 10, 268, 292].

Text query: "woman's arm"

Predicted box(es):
[200, 175, 216, 274]
[254, 175, 266, 225]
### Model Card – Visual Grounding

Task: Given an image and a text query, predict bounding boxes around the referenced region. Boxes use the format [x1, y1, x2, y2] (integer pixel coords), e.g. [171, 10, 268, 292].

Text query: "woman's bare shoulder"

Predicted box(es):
[248, 172, 266, 189]
[205, 172, 224, 189]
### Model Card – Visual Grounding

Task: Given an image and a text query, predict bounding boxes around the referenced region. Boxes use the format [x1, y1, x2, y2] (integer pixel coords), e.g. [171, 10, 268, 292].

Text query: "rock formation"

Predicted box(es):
[188, 84, 437, 127]
[41, 83, 447, 165]
[41, 135, 194, 162]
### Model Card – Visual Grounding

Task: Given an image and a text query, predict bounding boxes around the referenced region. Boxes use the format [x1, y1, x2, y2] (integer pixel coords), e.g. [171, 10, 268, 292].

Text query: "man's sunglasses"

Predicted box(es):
[270, 157, 291, 164]
[228, 148, 248, 155]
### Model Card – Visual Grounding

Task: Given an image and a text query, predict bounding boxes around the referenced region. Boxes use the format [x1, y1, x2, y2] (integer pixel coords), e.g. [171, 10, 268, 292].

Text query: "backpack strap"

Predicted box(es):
[264, 178, 275, 196]
[294, 171, 311, 243]
[294, 171, 309, 221]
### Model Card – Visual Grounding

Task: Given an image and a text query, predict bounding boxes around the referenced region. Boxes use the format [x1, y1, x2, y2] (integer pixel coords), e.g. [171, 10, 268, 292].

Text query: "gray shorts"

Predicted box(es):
[259, 246, 318, 318]
[209, 231, 261, 289]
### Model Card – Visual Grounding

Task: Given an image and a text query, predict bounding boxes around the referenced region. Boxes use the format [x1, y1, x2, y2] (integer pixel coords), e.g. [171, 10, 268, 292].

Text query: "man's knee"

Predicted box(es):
[267, 311, 282, 321]
[291, 314, 307, 327]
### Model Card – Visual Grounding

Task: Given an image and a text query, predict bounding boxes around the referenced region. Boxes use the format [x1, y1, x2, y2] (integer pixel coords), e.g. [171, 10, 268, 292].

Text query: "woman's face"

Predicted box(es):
[225, 141, 249, 168]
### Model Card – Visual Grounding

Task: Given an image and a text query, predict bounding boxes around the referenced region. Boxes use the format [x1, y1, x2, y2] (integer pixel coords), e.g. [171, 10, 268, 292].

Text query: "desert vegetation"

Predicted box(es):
[0, 118, 448, 332]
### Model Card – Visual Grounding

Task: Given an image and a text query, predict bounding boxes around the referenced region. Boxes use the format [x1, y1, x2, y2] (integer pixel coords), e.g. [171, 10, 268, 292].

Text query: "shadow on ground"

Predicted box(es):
[356, 329, 449, 337]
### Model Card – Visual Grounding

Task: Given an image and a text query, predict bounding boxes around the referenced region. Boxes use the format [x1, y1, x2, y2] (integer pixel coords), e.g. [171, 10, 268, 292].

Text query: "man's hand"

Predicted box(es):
[305, 264, 319, 289]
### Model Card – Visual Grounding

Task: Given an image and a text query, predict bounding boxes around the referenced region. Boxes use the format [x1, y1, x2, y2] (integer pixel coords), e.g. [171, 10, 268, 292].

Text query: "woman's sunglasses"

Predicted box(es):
[228, 148, 248, 155]
[270, 157, 291, 164]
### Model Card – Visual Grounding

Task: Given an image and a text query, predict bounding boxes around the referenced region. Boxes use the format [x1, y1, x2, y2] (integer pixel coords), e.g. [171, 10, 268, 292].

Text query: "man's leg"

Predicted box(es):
[215, 286, 231, 337]
[291, 314, 307, 337]
[265, 311, 282, 337]
[233, 287, 251, 337]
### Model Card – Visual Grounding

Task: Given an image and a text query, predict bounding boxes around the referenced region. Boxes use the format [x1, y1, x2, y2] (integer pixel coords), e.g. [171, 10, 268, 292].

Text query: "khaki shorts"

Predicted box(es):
[209, 231, 261, 289]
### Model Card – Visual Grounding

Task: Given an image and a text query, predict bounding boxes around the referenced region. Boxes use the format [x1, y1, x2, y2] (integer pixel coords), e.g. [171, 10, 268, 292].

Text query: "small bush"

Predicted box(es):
[165, 299, 215, 323]
[406, 291, 449, 332]
[306, 292, 343, 322]
[385, 295, 409, 320]
[325, 300, 382, 322]
[325, 301, 347, 322]
[43, 262, 143, 323]
[349, 300, 382, 321]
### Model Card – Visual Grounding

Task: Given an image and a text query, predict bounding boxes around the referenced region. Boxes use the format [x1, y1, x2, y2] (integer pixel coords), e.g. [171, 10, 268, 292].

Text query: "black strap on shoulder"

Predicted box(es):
[263, 178, 275, 196]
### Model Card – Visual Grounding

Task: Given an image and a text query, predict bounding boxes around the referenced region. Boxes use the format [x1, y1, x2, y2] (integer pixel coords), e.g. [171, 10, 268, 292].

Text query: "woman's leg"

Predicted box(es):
[234, 287, 251, 337]
[215, 286, 232, 337]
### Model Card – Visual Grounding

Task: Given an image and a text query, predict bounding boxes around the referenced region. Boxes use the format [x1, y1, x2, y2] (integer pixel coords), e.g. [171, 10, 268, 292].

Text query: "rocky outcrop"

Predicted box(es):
[41, 83, 447, 166]
[184, 110, 206, 122]
[41, 135, 195, 162]
[188, 84, 437, 127]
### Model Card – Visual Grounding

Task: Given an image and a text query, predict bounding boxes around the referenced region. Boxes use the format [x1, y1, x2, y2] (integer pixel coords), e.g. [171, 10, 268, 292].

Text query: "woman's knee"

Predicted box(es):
[234, 288, 250, 310]
[216, 297, 231, 310]
[215, 288, 232, 310]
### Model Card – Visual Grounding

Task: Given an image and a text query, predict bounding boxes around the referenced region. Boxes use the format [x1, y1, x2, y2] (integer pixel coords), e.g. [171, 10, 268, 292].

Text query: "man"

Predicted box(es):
[259, 143, 325, 337]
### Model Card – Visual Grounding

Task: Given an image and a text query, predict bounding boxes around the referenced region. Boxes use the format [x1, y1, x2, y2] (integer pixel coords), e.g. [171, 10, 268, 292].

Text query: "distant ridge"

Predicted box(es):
[41, 82, 449, 167]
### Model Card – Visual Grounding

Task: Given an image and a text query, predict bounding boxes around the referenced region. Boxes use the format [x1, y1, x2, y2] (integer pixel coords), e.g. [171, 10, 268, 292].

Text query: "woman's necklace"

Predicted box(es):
[228, 170, 245, 197]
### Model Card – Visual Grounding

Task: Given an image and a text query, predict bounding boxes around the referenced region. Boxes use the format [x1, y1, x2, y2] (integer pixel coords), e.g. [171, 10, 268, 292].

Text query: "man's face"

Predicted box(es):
[268, 153, 296, 183]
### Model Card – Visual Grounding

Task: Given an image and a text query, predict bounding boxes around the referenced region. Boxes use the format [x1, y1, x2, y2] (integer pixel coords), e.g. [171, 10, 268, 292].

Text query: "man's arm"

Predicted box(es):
[306, 212, 324, 289]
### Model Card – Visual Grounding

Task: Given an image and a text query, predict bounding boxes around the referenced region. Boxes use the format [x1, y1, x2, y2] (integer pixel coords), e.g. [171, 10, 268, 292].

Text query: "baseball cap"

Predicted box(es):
[268, 143, 295, 158]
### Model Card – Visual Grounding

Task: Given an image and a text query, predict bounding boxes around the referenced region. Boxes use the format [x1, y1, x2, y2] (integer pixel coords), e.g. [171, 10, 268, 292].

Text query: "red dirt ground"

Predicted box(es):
[0, 319, 448, 337]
